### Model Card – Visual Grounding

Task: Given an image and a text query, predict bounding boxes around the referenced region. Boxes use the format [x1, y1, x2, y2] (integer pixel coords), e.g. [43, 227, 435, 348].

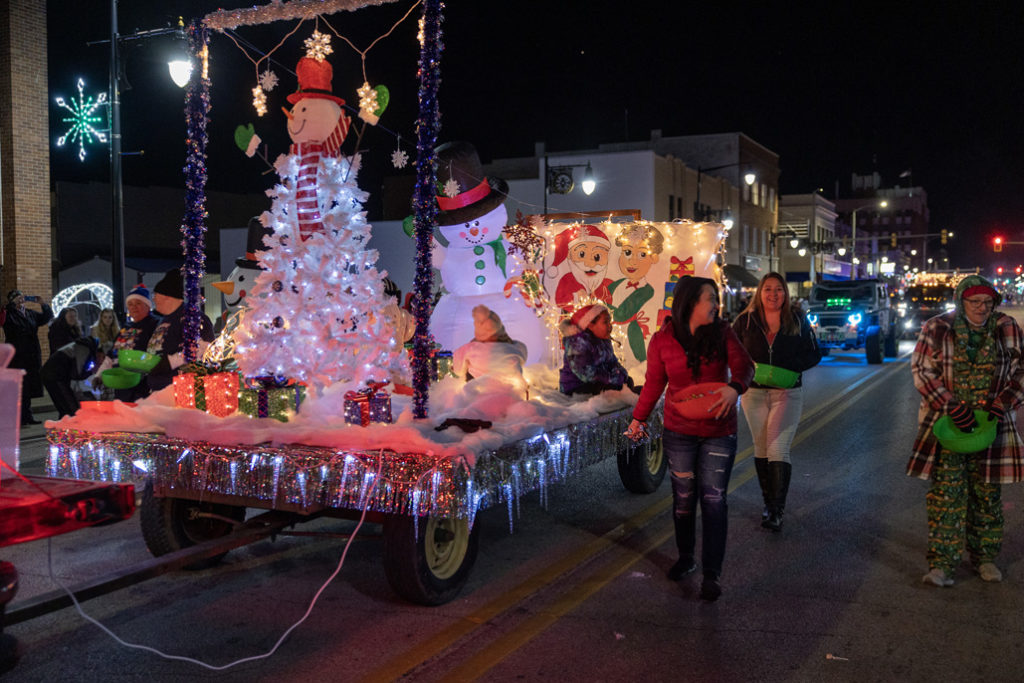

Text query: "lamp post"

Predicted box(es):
[542, 156, 595, 214]
[848, 199, 888, 279]
[100, 2, 190, 317]
[694, 163, 756, 221]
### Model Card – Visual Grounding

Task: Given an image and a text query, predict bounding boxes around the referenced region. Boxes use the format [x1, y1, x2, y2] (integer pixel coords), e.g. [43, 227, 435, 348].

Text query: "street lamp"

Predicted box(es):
[543, 157, 596, 214]
[694, 163, 756, 221]
[848, 199, 889, 279]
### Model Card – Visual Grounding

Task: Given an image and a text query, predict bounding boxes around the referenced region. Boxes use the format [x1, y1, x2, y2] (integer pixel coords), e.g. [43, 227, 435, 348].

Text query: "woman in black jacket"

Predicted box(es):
[48, 308, 82, 355]
[3, 290, 54, 424]
[732, 272, 821, 531]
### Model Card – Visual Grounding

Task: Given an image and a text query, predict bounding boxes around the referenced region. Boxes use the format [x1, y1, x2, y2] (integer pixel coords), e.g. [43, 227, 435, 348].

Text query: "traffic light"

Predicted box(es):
[940, 229, 948, 245]
[997, 266, 1004, 275]
[890, 232, 897, 248]
[994, 236, 1004, 252]
[1018, 266, 1022, 275]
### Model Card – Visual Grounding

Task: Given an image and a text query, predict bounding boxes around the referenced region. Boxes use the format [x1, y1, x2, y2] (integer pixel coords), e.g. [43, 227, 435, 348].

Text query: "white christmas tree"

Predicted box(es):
[231, 153, 407, 393]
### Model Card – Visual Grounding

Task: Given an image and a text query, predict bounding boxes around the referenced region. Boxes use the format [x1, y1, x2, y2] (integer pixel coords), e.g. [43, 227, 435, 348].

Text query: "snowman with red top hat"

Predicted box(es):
[429, 141, 551, 365]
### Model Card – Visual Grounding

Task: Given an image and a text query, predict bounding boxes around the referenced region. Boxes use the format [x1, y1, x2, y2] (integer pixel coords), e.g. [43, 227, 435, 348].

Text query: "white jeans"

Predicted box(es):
[741, 386, 804, 463]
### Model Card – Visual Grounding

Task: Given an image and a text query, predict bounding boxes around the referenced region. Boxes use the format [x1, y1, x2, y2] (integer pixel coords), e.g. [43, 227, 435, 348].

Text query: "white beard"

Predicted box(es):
[568, 257, 608, 293]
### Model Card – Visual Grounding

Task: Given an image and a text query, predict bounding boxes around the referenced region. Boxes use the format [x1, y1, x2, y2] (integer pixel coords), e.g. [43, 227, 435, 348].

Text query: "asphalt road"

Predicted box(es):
[5, 325, 1024, 682]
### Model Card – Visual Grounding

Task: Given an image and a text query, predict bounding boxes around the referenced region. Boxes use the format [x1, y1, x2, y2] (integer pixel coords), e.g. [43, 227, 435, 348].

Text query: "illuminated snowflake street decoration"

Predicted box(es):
[55, 78, 108, 161]
[303, 30, 333, 61]
[258, 69, 279, 92]
[391, 148, 409, 169]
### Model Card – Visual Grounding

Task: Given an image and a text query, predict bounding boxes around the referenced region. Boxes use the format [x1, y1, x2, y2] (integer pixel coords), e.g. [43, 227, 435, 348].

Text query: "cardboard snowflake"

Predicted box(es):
[259, 69, 279, 92]
[391, 148, 409, 169]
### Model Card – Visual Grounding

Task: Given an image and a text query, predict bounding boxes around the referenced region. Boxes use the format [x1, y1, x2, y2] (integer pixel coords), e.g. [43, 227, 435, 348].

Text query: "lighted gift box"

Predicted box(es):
[344, 381, 391, 426]
[173, 371, 239, 418]
[238, 381, 306, 422]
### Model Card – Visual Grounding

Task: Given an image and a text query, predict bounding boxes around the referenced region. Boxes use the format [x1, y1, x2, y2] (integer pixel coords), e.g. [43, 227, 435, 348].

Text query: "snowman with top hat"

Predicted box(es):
[429, 141, 551, 364]
[280, 54, 352, 241]
[211, 216, 273, 330]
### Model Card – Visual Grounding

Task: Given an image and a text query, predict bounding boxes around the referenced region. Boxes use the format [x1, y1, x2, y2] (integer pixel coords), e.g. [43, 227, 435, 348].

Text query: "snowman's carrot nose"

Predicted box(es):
[281, 106, 294, 121]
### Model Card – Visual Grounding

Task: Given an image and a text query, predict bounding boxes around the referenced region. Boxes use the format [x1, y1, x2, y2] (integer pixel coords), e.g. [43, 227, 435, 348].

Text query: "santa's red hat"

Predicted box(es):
[547, 224, 609, 277]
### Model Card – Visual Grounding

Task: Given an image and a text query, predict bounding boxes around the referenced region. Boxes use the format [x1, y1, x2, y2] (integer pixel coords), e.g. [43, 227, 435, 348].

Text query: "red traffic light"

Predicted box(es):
[994, 236, 1004, 252]
[997, 266, 1004, 275]
[1017, 266, 1022, 275]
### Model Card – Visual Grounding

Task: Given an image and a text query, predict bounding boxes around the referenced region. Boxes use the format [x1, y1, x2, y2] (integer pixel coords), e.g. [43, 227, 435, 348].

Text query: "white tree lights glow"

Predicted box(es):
[230, 154, 407, 392]
[55, 78, 108, 161]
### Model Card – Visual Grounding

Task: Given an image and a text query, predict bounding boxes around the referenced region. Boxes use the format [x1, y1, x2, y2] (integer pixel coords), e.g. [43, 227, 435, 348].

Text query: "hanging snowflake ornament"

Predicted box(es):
[55, 78, 108, 162]
[303, 30, 333, 61]
[391, 148, 409, 169]
[258, 69, 279, 92]
[443, 178, 461, 198]
[252, 85, 268, 116]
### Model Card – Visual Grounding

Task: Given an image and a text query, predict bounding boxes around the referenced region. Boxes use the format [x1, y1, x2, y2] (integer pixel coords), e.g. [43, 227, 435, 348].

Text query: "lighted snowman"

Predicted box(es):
[281, 56, 351, 241]
[212, 217, 272, 320]
[429, 141, 551, 364]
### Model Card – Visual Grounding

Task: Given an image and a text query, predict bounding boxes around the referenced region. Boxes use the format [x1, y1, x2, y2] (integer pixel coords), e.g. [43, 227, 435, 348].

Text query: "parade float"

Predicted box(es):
[43, 0, 730, 605]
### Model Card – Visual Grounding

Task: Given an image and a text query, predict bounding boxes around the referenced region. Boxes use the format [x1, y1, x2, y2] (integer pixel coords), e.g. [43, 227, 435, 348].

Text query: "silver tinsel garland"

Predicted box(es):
[46, 406, 663, 528]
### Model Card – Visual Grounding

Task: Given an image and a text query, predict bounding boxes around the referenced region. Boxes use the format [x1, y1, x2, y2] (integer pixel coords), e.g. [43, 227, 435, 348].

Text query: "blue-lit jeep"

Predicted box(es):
[806, 279, 898, 364]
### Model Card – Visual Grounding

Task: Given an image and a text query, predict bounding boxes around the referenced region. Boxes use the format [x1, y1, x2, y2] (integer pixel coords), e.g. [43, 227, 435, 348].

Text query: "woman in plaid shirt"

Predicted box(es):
[909, 274, 1024, 587]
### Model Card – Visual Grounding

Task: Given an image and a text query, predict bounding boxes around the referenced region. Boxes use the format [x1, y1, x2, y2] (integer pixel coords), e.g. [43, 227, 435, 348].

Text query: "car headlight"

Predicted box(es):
[847, 312, 862, 326]
[808, 313, 818, 325]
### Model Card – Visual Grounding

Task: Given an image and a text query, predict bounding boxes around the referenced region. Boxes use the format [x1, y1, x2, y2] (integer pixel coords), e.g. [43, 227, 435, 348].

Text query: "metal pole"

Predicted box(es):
[109, 0, 125, 319]
[693, 166, 702, 220]
[850, 208, 857, 280]
[543, 154, 548, 215]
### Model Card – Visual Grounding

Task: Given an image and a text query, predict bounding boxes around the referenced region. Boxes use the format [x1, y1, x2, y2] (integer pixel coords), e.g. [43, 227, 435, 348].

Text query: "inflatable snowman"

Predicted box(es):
[212, 217, 273, 324]
[429, 141, 551, 364]
[282, 56, 351, 241]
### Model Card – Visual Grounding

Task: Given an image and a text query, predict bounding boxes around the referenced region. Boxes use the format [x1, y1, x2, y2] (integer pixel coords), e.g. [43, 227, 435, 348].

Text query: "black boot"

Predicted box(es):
[754, 458, 773, 522]
[667, 515, 696, 580]
[762, 461, 792, 532]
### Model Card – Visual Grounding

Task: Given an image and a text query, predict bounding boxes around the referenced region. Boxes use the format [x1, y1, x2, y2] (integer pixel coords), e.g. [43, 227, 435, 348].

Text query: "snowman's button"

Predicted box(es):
[475, 275, 486, 286]
[474, 259, 486, 270]
[473, 246, 485, 255]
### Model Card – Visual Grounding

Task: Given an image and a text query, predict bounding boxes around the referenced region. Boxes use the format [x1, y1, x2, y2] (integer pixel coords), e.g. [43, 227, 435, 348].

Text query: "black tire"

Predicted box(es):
[139, 481, 246, 569]
[818, 347, 831, 356]
[382, 513, 479, 605]
[865, 327, 882, 364]
[617, 436, 667, 494]
[884, 327, 898, 357]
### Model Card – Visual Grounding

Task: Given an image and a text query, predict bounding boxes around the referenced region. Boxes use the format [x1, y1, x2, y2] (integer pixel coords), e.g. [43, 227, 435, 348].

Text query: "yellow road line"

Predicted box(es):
[363, 358, 903, 681]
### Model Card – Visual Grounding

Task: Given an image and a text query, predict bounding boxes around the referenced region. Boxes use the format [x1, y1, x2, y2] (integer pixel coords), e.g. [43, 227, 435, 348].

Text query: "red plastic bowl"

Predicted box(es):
[670, 382, 728, 420]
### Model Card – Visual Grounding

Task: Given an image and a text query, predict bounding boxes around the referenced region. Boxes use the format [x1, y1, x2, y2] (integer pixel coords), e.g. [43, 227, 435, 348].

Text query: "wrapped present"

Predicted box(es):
[173, 368, 239, 418]
[433, 350, 454, 381]
[344, 381, 392, 426]
[238, 377, 306, 422]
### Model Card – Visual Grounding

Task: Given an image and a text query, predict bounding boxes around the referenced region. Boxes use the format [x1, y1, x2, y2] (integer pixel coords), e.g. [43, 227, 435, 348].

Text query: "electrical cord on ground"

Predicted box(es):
[45, 457, 383, 671]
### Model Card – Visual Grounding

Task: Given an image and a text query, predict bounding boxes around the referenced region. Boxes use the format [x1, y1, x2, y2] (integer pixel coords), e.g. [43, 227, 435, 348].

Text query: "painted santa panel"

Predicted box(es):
[542, 220, 725, 368]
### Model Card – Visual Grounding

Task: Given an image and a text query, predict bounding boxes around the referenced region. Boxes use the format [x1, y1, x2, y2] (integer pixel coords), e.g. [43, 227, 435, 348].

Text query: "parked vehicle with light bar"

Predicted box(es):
[898, 284, 956, 338]
[806, 279, 898, 364]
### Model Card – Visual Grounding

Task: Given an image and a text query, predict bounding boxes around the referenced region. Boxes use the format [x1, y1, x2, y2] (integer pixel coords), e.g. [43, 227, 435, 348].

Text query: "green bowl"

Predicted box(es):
[933, 410, 998, 453]
[753, 363, 799, 389]
[101, 368, 142, 389]
[118, 349, 161, 372]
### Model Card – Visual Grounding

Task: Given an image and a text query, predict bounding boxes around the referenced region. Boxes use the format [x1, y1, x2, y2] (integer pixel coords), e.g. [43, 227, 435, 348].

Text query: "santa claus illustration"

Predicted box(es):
[547, 224, 614, 312]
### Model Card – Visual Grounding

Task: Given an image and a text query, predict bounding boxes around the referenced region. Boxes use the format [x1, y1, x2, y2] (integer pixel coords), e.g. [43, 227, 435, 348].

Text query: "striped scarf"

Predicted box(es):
[289, 113, 352, 241]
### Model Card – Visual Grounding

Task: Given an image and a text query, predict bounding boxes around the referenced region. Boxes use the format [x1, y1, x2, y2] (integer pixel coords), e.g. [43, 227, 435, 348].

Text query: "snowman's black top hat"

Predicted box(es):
[434, 141, 508, 227]
[237, 216, 274, 269]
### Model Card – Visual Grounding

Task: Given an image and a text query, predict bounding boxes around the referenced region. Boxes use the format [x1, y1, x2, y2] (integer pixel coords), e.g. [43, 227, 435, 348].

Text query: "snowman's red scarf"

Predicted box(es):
[290, 113, 352, 241]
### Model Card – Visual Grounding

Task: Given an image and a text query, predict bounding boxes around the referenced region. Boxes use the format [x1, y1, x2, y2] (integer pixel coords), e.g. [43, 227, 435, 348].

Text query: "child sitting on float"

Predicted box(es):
[452, 305, 528, 397]
[559, 303, 637, 396]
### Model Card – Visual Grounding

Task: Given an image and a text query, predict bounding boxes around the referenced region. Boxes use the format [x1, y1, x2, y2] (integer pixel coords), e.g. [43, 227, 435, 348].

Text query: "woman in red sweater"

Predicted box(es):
[627, 276, 754, 601]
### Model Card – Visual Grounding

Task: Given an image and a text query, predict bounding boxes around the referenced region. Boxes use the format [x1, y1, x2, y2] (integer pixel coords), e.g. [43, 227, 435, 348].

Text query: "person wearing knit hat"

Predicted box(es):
[452, 305, 528, 397]
[99, 283, 161, 401]
[559, 303, 636, 396]
[908, 273, 1024, 588]
[143, 269, 215, 393]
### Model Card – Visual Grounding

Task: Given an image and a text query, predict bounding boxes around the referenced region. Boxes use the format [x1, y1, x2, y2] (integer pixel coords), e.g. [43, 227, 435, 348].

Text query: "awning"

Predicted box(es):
[722, 264, 761, 287]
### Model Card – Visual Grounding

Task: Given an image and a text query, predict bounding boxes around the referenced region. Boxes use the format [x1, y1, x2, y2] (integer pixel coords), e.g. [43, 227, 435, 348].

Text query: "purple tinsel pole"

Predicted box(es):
[410, 0, 444, 419]
[181, 21, 210, 363]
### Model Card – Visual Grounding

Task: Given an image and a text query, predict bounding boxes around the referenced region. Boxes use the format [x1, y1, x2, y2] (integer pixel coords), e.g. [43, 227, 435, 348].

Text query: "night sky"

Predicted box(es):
[46, 1, 1024, 268]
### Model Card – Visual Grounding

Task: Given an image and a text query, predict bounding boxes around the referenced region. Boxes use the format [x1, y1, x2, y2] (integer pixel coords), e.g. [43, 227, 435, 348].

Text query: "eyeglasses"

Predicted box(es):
[963, 297, 995, 308]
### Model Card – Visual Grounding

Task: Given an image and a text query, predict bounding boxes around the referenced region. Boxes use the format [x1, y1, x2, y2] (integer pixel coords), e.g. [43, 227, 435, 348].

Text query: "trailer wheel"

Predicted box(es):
[382, 513, 479, 605]
[140, 482, 246, 569]
[865, 327, 882, 364]
[617, 436, 667, 494]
